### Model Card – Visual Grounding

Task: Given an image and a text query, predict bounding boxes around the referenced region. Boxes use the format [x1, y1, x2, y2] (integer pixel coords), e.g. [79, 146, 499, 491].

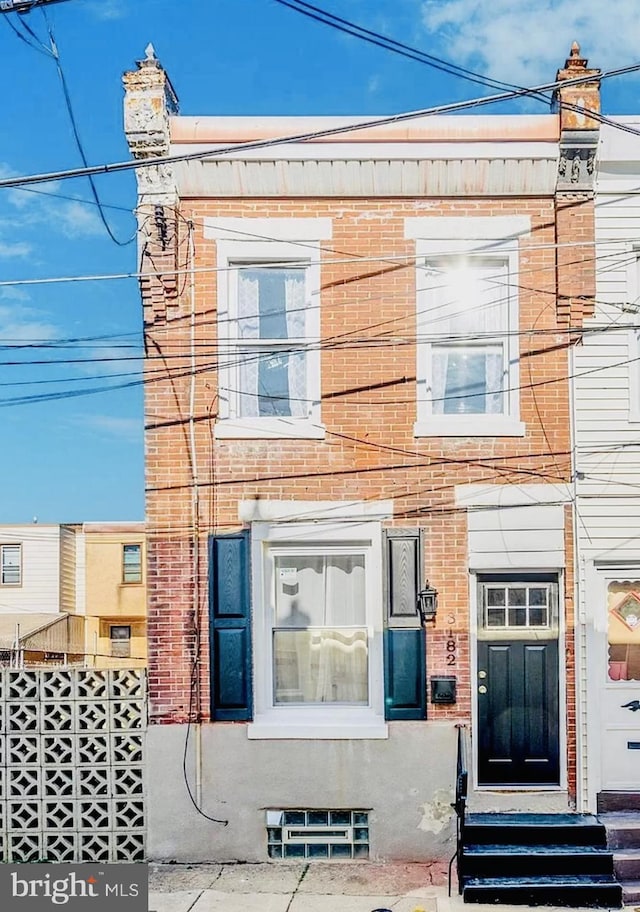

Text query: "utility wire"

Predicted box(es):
[272, 0, 542, 96]
[39, 12, 135, 246]
[2, 61, 640, 192]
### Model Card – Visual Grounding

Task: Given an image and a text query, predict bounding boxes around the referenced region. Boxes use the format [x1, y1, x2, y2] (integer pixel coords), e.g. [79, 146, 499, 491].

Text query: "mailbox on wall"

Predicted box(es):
[430, 675, 457, 705]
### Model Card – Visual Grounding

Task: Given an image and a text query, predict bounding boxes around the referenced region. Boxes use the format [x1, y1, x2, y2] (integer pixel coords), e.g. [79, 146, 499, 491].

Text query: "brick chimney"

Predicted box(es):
[123, 46, 180, 319]
[554, 42, 601, 328]
[554, 41, 601, 132]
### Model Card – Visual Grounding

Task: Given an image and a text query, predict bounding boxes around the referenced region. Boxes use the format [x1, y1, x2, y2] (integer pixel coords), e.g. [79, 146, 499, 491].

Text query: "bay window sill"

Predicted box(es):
[214, 418, 326, 440]
[247, 709, 388, 740]
[414, 416, 526, 438]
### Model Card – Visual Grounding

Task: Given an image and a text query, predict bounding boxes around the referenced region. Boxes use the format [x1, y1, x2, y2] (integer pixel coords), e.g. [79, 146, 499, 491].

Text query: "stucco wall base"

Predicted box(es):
[146, 721, 458, 863]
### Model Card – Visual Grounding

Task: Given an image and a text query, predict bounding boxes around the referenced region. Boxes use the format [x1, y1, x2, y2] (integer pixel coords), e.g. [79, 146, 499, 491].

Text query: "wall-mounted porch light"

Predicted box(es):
[417, 583, 438, 625]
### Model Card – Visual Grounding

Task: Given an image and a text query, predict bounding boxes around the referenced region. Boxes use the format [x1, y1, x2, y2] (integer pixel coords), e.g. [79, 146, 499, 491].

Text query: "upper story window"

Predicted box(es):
[205, 218, 332, 440]
[425, 255, 510, 417]
[230, 262, 312, 420]
[122, 543, 142, 584]
[406, 217, 528, 438]
[1, 544, 21, 586]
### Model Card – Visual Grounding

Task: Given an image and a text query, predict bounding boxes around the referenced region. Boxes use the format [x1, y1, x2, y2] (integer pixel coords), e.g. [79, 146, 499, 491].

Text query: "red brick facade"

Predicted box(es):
[127, 46, 600, 805]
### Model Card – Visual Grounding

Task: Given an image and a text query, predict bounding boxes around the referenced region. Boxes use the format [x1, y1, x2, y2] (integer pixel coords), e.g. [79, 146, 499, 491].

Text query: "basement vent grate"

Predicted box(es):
[266, 809, 369, 860]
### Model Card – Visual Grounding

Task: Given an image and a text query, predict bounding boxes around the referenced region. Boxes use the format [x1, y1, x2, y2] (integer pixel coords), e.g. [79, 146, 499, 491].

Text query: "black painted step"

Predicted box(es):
[464, 844, 614, 878]
[463, 874, 623, 907]
[465, 813, 607, 847]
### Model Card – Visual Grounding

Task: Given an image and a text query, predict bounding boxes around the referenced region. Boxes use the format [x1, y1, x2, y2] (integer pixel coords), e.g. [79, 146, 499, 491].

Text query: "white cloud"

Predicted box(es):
[55, 201, 103, 240]
[86, 0, 127, 21]
[0, 287, 30, 302]
[0, 304, 58, 344]
[76, 343, 142, 377]
[74, 415, 141, 442]
[0, 242, 31, 259]
[421, 0, 640, 86]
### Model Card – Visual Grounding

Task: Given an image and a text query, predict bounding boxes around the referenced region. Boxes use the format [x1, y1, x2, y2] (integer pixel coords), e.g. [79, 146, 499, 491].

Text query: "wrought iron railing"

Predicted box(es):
[448, 723, 468, 896]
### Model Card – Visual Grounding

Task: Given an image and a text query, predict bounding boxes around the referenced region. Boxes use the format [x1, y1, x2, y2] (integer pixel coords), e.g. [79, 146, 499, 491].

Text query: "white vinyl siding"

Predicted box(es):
[574, 130, 640, 511]
[0, 526, 72, 612]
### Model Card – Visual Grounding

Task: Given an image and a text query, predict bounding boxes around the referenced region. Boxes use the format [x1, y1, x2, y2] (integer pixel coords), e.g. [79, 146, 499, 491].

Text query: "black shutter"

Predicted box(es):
[383, 530, 427, 720]
[209, 531, 252, 721]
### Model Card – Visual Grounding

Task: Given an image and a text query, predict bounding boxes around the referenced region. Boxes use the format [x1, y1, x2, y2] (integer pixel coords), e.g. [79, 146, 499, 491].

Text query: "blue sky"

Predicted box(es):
[1, 0, 639, 523]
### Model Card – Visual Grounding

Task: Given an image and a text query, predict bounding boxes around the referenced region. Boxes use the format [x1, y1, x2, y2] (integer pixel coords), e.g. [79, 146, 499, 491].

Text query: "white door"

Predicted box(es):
[599, 575, 640, 790]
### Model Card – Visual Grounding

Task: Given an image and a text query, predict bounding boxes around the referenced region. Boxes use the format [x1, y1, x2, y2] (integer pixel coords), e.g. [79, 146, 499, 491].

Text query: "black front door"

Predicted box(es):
[476, 576, 560, 787]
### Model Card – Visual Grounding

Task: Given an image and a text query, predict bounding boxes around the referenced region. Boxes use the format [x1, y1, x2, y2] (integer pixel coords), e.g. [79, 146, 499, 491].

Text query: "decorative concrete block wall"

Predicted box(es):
[0, 667, 146, 862]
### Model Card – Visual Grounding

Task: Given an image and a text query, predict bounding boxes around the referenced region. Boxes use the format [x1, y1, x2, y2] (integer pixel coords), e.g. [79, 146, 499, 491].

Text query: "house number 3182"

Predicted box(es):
[445, 630, 457, 666]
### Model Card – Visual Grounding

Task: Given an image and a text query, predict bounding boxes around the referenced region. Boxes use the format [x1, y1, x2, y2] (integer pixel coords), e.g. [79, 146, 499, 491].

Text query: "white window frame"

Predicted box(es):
[1, 544, 21, 586]
[248, 518, 387, 740]
[122, 543, 142, 584]
[208, 217, 331, 439]
[406, 217, 528, 438]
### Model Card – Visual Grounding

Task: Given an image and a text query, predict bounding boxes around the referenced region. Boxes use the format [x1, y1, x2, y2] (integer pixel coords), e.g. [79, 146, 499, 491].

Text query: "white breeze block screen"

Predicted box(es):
[0, 667, 146, 862]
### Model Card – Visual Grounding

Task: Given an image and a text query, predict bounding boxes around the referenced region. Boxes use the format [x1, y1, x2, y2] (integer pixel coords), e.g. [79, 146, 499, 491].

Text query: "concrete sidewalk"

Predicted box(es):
[148, 861, 449, 912]
[148, 861, 625, 912]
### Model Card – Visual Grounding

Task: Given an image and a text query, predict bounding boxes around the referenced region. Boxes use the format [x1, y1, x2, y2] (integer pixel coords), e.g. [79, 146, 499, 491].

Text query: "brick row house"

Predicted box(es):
[124, 45, 603, 862]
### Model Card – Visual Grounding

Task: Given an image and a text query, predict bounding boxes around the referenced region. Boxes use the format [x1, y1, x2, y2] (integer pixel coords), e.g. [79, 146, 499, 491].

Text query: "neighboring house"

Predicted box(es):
[0, 523, 84, 665]
[0, 522, 147, 668]
[124, 45, 601, 862]
[573, 120, 640, 811]
[81, 523, 147, 669]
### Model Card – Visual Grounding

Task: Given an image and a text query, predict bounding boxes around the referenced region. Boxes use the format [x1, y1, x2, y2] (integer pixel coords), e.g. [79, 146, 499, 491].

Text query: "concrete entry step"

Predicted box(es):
[598, 793, 640, 814]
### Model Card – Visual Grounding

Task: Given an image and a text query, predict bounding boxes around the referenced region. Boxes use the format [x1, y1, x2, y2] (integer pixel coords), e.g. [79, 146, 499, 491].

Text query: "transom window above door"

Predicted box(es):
[477, 574, 559, 637]
[484, 583, 552, 629]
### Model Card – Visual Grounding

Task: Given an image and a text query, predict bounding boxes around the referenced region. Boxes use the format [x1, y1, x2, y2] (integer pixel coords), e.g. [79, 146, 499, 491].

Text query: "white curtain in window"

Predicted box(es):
[237, 271, 260, 416]
[273, 554, 367, 704]
[285, 274, 307, 417]
[236, 269, 308, 418]
[431, 260, 506, 415]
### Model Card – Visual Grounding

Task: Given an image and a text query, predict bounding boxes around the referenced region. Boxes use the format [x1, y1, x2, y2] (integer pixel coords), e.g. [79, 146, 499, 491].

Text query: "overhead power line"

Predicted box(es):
[272, 0, 536, 96]
[1, 62, 640, 192]
[0, 0, 70, 12]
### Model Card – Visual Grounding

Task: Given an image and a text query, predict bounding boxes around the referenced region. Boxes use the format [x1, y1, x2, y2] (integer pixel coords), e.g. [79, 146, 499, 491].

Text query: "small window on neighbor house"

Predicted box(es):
[122, 544, 142, 583]
[110, 625, 131, 658]
[1, 544, 21, 586]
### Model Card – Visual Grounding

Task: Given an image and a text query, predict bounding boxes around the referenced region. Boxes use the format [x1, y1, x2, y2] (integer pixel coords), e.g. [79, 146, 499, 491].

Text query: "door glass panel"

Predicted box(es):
[482, 583, 552, 632]
[607, 581, 640, 681]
